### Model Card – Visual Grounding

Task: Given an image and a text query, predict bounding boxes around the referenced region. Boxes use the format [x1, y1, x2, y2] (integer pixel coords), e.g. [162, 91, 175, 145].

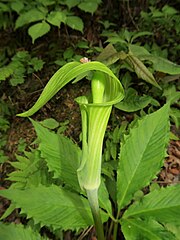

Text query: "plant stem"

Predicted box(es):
[113, 210, 121, 240]
[86, 189, 105, 240]
[113, 221, 118, 240]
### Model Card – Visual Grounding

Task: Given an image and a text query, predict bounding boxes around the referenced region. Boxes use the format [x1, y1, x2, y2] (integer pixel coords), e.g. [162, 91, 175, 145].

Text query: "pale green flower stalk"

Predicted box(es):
[17, 61, 124, 239]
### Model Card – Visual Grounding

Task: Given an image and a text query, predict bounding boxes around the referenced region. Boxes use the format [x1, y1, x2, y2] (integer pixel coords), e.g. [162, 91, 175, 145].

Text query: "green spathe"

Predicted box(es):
[77, 101, 112, 190]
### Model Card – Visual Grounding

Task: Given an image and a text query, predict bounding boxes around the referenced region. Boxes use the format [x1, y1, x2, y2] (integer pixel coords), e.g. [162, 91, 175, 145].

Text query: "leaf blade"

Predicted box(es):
[123, 185, 180, 224]
[117, 103, 170, 210]
[28, 22, 50, 43]
[0, 223, 46, 240]
[66, 16, 84, 32]
[125, 54, 161, 89]
[0, 185, 99, 230]
[31, 119, 81, 190]
[121, 218, 176, 240]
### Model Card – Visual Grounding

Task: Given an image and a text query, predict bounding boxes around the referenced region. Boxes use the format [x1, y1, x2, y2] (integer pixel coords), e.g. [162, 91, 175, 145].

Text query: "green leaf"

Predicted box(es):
[66, 16, 83, 32]
[0, 66, 13, 81]
[121, 218, 176, 240]
[0, 203, 16, 220]
[162, 85, 180, 104]
[0, 223, 46, 240]
[105, 36, 127, 45]
[31, 119, 81, 190]
[128, 44, 151, 57]
[0, 3, 10, 11]
[40, 118, 59, 129]
[63, 47, 74, 59]
[78, 1, 100, 14]
[123, 185, 180, 225]
[96, 44, 117, 62]
[30, 57, 45, 71]
[126, 44, 180, 76]
[140, 55, 180, 75]
[28, 22, 51, 43]
[47, 11, 66, 27]
[10, 1, 24, 13]
[15, 10, 45, 29]
[0, 185, 97, 230]
[162, 5, 178, 15]
[115, 87, 157, 112]
[10, 76, 24, 86]
[117, 103, 170, 210]
[125, 53, 161, 89]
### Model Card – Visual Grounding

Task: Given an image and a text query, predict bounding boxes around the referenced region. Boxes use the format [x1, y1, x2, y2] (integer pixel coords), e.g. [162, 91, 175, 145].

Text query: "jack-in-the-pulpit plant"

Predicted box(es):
[0, 51, 180, 240]
[18, 60, 124, 240]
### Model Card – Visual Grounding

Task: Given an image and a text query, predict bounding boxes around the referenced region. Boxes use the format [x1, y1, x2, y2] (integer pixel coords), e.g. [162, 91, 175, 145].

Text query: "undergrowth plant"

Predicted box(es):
[0, 50, 44, 86]
[0, 47, 180, 240]
[0, 100, 11, 163]
[0, 0, 101, 43]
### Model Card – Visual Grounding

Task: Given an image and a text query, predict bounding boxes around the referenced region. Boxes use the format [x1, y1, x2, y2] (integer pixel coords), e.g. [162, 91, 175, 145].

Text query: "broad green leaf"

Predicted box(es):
[115, 87, 157, 112]
[96, 44, 117, 62]
[78, 1, 99, 14]
[15, 10, 45, 29]
[96, 44, 127, 66]
[123, 185, 180, 225]
[31, 119, 81, 190]
[117, 103, 170, 210]
[40, 118, 59, 129]
[121, 218, 176, 240]
[128, 44, 180, 75]
[10, 1, 24, 13]
[47, 11, 66, 27]
[0, 185, 108, 230]
[0, 223, 46, 240]
[66, 16, 83, 32]
[140, 55, 180, 75]
[125, 53, 161, 89]
[162, 5, 178, 15]
[28, 22, 51, 43]
[17, 61, 124, 117]
[128, 44, 151, 57]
